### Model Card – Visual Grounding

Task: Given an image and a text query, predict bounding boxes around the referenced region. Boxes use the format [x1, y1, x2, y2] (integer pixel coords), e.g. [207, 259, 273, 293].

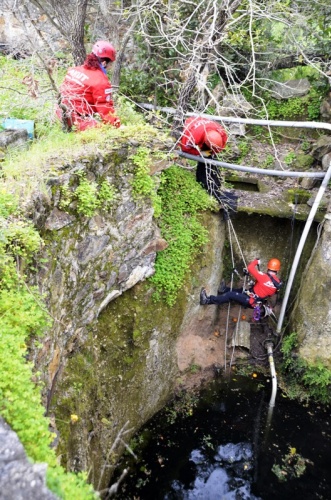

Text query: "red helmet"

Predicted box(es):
[267, 258, 281, 271]
[205, 130, 226, 153]
[92, 41, 116, 61]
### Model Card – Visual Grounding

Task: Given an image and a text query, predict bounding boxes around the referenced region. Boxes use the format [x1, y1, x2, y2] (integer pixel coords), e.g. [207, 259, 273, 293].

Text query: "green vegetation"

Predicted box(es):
[164, 390, 199, 424]
[66, 172, 117, 217]
[264, 85, 325, 121]
[280, 332, 331, 404]
[286, 188, 311, 204]
[0, 193, 96, 498]
[283, 151, 297, 166]
[149, 166, 217, 306]
[0, 55, 66, 139]
[129, 146, 163, 217]
[272, 446, 312, 482]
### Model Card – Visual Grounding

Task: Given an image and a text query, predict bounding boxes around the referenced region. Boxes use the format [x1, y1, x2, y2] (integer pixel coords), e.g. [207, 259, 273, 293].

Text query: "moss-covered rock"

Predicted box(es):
[291, 213, 331, 370]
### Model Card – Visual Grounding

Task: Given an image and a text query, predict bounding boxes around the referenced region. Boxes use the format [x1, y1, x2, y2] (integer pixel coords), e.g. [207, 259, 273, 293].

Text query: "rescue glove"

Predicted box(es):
[243, 268, 249, 276]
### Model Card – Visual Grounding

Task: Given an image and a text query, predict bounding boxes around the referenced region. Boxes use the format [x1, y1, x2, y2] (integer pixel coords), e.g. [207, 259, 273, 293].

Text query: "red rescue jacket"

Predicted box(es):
[179, 117, 228, 156]
[59, 64, 119, 126]
[248, 259, 281, 306]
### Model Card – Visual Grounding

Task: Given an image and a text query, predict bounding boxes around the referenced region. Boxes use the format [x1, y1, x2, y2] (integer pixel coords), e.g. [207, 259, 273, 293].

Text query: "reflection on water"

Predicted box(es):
[166, 443, 260, 500]
[114, 375, 331, 500]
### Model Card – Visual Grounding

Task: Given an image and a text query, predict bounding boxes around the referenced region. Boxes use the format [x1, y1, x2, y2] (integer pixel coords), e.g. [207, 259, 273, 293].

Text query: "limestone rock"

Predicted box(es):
[311, 136, 331, 161]
[0, 129, 28, 150]
[269, 78, 310, 99]
[0, 418, 56, 500]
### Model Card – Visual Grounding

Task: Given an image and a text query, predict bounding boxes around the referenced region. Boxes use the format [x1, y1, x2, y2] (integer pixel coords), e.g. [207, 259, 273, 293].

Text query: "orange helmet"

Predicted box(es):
[267, 258, 281, 271]
[205, 130, 226, 153]
[92, 41, 116, 61]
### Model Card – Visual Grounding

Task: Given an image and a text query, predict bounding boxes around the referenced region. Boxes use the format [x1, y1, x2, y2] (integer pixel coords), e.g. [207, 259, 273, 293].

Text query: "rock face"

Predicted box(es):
[0, 418, 56, 500]
[32, 140, 169, 390]
[270, 78, 311, 99]
[0, 129, 28, 149]
[28, 136, 186, 490]
[291, 208, 331, 369]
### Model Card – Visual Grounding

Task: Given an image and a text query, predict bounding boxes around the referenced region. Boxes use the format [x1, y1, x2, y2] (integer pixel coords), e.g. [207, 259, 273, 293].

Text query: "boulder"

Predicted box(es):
[311, 136, 331, 161]
[270, 78, 310, 99]
[0, 418, 56, 500]
[0, 129, 28, 149]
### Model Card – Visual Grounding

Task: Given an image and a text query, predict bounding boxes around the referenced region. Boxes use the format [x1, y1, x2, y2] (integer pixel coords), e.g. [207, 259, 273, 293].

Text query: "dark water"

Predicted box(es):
[114, 374, 331, 499]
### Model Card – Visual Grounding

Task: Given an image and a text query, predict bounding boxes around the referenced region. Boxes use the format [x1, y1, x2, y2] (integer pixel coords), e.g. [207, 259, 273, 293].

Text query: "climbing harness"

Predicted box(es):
[253, 305, 261, 322]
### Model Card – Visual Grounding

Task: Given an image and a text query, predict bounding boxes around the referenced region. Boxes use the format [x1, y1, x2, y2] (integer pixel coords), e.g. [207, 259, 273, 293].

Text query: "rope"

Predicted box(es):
[227, 217, 247, 268]
[223, 216, 249, 372]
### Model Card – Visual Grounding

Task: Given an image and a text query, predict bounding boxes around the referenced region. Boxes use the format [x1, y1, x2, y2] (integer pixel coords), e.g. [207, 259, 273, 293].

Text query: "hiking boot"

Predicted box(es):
[217, 280, 227, 295]
[200, 288, 210, 305]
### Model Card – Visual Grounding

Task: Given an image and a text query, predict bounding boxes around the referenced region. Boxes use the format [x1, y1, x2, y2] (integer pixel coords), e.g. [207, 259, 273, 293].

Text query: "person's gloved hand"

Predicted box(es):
[243, 268, 249, 275]
[256, 259, 261, 265]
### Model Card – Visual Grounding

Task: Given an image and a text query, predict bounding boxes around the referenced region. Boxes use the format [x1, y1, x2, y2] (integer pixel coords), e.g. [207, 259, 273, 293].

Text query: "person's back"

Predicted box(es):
[57, 41, 120, 131]
[60, 63, 113, 118]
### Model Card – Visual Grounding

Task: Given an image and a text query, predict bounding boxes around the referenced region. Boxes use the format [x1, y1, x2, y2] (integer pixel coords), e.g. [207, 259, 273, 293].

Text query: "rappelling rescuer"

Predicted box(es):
[179, 116, 228, 195]
[199, 258, 282, 308]
[56, 40, 120, 132]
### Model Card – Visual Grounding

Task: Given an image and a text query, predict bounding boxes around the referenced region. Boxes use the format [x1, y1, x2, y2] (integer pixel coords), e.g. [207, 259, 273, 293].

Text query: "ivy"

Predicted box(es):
[150, 166, 217, 306]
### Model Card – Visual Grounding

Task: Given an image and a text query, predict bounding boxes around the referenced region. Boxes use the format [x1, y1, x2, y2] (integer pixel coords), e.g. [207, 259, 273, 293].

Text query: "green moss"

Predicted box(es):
[286, 188, 311, 204]
[50, 282, 186, 489]
[293, 154, 314, 170]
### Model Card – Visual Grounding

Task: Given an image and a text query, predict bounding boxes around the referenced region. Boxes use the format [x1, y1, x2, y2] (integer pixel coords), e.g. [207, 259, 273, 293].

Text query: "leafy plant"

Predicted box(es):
[59, 172, 117, 217]
[74, 173, 99, 217]
[284, 151, 297, 166]
[0, 189, 18, 217]
[0, 191, 96, 498]
[280, 332, 331, 403]
[272, 447, 312, 482]
[149, 165, 217, 306]
[130, 147, 162, 217]
[98, 180, 117, 211]
[0, 256, 96, 498]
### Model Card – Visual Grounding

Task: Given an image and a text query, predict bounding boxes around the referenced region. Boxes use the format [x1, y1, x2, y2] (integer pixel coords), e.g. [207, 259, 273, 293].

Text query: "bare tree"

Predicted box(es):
[28, 0, 88, 64]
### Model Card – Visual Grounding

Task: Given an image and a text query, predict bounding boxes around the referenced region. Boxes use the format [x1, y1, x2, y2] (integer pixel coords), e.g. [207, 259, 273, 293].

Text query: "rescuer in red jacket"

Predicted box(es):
[179, 117, 229, 206]
[56, 40, 120, 132]
[200, 258, 282, 308]
[179, 116, 228, 157]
